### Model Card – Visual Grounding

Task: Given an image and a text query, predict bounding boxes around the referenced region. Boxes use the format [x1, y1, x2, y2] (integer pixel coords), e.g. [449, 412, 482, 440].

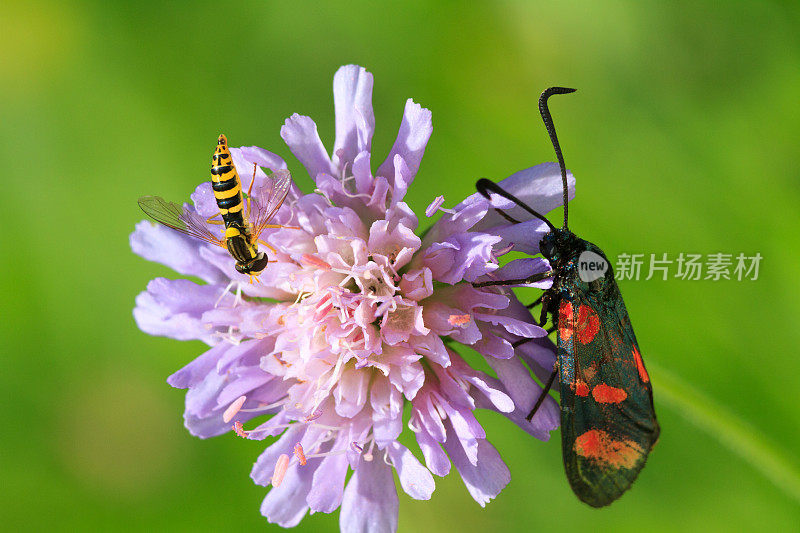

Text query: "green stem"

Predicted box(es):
[649, 361, 800, 504]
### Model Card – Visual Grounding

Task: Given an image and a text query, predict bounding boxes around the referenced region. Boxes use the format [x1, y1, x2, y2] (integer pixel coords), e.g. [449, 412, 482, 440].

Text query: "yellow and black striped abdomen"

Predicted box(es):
[211, 134, 245, 226]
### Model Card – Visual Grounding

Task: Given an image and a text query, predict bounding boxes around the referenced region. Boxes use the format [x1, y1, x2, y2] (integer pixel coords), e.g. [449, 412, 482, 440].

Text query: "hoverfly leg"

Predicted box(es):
[257, 239, 277, 254]
[246, 162, 257, 219]
[526, 364, 558, 422]
[262, 224, 303, 230]
[206, 214, 224, 225]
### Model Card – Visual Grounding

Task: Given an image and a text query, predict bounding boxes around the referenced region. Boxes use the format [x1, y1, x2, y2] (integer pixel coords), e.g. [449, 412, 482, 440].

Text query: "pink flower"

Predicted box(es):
[132, 65, 569, 531]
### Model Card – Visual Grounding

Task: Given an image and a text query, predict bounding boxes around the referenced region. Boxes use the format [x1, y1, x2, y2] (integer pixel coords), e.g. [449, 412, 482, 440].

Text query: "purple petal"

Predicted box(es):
[441, 403, 484, 465]
[471, 324, 515, 360]
[340, 451, 399, 533]
[386, 442, 435, 500]
[472, 311, 547, 339]
[449, 354, 514, 413]
[516, 336, 559, 383]
[390, 154, 411, 205]
[189, 182, 220, 218]
[376, 99, 432, 183]
[133, 278, 232, 343]
[308, 451, 349, 513]
[130, 221, 225, 284]
[422, 201, 489, 249]
[334, 368, 371, 418]
[466, 163, 576, 231]
[216, 368, 273, 407]
[167, 342, 227, 389]
[472, 375, 559, 441]
[413, 428, 451, 476]
[260, 458, 320, 528]
[491, 218, 552, 255]
[484, 257, 553, 289]
[484, 356, 541, 418]
[351, 150, 374, 197]
[184, 368, 227, 419]
[373, 412, 403, 447]
[281, 113, 335, 180]
[332, 65, 375, 172]
[231, 145, 287, 173]
[442, 423, 510, 507]
[252, 424, 309, 486]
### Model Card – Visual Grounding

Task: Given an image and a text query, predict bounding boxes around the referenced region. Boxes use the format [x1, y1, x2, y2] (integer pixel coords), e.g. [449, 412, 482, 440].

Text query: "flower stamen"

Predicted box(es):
[271, 454, 290, 487]
[448, 314, 472, 326]
[293, 443, 307, 465]
[223, 395, 247, 423]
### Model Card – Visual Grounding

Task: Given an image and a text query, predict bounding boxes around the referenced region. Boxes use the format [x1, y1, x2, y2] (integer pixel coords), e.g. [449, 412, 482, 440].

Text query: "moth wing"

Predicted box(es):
[250, 170, 292, 239]
[137, 195, 226, 248]
[558, 284, 659, 507]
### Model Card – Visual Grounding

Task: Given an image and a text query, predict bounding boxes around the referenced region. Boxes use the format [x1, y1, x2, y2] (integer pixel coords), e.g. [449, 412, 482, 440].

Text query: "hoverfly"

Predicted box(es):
[138, 134, 294, 280]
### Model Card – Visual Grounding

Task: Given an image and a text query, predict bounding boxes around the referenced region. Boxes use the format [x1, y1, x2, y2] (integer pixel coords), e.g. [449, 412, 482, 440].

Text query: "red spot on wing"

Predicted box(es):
[574, 429, 643, 469]
[559, 301, 574, 342]
[592, 383, 628, 403]
[632, 346, 650, 383]
[574, 380, 590, 396]
[576, 305, 600, 344]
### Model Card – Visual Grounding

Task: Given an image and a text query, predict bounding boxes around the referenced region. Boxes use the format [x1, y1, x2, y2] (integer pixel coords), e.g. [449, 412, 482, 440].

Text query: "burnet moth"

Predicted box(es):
[474, 87, 659, 507]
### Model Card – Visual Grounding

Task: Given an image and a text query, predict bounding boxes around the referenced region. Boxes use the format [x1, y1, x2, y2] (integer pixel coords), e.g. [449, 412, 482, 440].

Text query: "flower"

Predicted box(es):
[131, 65, 571, 531]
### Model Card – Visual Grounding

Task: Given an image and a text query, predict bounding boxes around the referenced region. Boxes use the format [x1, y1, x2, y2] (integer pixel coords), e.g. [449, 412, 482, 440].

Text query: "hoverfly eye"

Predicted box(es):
[234, 263, 247, 274]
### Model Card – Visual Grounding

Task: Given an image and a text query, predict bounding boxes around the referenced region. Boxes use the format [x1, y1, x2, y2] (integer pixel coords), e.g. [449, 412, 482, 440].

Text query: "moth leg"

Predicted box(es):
[526, 294, 544, 309]
[526, 364, 558, 422]
[472, 270, 554, 288]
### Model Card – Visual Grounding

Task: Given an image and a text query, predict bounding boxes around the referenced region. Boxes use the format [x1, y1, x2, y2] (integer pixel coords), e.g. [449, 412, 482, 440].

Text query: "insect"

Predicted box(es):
[474, 88, 659, 507]
[138, 134, 294, 280]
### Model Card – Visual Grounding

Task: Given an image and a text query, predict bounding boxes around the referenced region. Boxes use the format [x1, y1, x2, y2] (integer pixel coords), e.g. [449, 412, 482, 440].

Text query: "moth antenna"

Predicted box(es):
[538, 87, 576, 229]
[476, 178, 557, 232]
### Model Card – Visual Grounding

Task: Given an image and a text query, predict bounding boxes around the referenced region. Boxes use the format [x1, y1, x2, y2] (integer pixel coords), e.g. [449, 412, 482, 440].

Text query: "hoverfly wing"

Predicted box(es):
[137, 195, 226, 248]
[250, 169, 293, 239]
[558, 283, 659, 507]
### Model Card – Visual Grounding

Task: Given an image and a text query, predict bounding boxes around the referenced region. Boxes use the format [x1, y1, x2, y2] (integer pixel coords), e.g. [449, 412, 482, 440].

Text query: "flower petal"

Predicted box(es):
[386, 442, 435, 500]
[442, 424, 510, 507]
[491, 218, 552, 255]
[133, 278, 232, 343]
[376, 99, 432, 184]
[281, 113, 335, 180]
[413, 427, 451, 476]
[332, 65, 375, 172]
[466, 163, 576, 231]
[260, 459, 318, 528]
[483, 257, 553, 289]
[340, 451, 399, 533]
[308, 451, 349, 513]
[130, 221, 226, 284]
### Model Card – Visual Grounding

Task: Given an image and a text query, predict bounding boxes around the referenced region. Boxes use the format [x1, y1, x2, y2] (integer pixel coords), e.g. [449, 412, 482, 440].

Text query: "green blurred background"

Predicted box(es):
[2, 0, 799, 530]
